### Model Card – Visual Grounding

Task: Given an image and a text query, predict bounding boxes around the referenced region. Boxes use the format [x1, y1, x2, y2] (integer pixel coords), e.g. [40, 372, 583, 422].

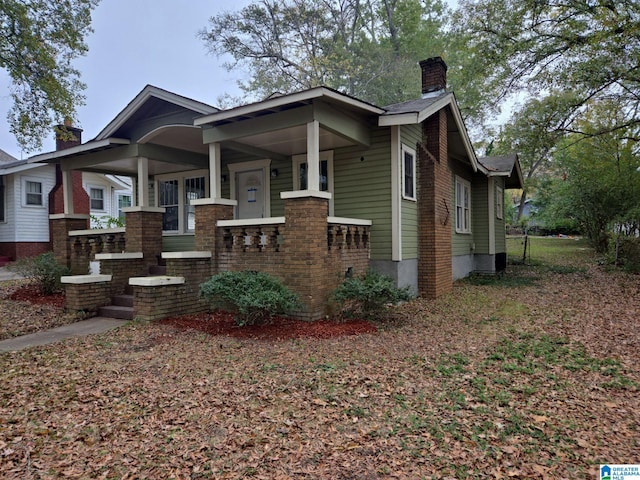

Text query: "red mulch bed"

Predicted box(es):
[159, 311, 377, 340]
[8, 284, 65, 308]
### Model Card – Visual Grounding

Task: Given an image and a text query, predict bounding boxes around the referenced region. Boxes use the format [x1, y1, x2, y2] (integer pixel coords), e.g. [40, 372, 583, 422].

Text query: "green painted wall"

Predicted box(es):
[333, 127, 393, 259]
[162, 235, 195, 252]
[400, 124, 421, 259]
[471, 172, 490, 255]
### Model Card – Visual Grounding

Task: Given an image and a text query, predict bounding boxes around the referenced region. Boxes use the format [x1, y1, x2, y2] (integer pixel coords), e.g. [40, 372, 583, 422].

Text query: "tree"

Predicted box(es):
[0, 0, 99, 152]
[200, 0, 449, 107]
[453, 0, 640, 138]
[541, 99, 640, 252]
[493, 92, 581, 220]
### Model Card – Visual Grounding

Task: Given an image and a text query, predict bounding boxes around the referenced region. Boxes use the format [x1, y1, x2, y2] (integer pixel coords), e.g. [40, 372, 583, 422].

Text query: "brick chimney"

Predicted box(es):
[48, 121, 90, 215]
[419, 57, 447, 96]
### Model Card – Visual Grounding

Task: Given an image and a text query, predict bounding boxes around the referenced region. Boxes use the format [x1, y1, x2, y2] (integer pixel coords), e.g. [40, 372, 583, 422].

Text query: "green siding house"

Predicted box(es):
[30, 57, 522, 321]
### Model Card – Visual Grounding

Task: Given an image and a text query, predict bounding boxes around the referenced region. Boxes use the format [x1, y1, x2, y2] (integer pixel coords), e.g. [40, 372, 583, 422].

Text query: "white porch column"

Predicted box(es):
[62, 169, 74, 214]
[209, 142, 222, 199]
[306, 120, 320, 192]
[137, 157, 149, 207]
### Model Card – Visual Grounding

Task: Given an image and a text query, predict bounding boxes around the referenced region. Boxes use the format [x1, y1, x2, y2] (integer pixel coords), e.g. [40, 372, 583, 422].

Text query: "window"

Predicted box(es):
[25, 179, 43, 206]
[184, 176, 206, 232]
[159, 179, 179, 231]
[496, 186, 504, 220]
[455, 176, 471, 233]
[89, 187, 105, 211]
[157, 171, 208, 233]
[117, 194, 132, 220]
[292, 151, 334, 214]
[401, 145, 416, 201]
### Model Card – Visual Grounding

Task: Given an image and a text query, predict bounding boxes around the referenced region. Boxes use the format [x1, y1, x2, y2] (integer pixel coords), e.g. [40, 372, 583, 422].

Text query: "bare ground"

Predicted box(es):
[0, 240, 638, 479]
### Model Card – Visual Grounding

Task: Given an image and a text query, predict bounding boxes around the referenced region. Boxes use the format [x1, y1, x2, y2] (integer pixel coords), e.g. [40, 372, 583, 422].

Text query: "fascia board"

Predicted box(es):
[27, 138, 131, 164]
[195, 87, 384, 126]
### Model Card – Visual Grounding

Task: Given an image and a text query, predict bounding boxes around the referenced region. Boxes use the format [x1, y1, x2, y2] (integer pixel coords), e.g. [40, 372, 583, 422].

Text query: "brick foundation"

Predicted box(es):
[0, 242, 50, 260]
[98, 256, 146, 296]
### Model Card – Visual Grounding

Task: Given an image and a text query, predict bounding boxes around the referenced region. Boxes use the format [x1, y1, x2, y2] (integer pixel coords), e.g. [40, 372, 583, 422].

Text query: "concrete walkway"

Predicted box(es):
[0, 265, 22, 281]
[0, 317, 129, 353]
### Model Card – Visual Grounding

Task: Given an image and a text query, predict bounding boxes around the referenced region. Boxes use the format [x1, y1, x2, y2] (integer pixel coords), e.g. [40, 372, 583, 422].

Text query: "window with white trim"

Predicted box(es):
[292, 151, 334, 193]
[156, 170, 208, 233]
[23, 179, 43, 206]
[455, 176, 471, 233]
[89, 186, 105, 211]
[117, 194, 132, 220]
[401, 144, 416, 201]
[496, 186, 504, 220]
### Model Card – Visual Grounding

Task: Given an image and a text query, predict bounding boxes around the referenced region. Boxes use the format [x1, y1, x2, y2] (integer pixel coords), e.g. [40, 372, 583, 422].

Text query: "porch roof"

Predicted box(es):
[478, 153, 524, 189]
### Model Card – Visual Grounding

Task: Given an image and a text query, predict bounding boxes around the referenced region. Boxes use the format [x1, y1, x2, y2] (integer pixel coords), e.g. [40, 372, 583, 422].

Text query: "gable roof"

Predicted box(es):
[380, 92, 478, 171]
[478, 153, 523, 189]
[0, 148, 17, 164]
[96, 85, 219, 140]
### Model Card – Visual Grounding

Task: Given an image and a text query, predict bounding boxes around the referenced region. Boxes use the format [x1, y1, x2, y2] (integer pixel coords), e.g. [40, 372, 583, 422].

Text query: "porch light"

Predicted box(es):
[271, 168, 279, 178]
[221, 174, 227, 183]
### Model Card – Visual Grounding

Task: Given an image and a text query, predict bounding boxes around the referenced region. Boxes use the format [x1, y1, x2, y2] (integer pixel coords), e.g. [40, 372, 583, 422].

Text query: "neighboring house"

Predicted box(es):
[29, 57, 523, 321]
[0, 147, 132, 261]
[83, 172, 132, 227]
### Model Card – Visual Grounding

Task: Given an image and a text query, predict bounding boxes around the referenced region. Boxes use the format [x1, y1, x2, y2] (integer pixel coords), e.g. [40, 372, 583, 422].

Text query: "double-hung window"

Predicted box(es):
[117, 194, 132, 221]
[455, 176, 471, 234]
[292, 151, 334, 214]
[24, 179, 43, 206]
[89, 187, 105, 211]
[401, 144, 416, 201]
[157, 171, 207, 233]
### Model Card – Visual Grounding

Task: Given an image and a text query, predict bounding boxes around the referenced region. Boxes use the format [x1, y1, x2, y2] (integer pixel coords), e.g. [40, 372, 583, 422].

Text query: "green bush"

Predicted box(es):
[8, 252, 70, 294]
[609, 236, 640, 273]
[332, 270, 413, 320]
[199, 270, 301, 326]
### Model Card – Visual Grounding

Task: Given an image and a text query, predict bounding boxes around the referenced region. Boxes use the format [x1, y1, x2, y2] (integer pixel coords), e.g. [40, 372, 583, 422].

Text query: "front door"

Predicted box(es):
[236, 169, 265, 219]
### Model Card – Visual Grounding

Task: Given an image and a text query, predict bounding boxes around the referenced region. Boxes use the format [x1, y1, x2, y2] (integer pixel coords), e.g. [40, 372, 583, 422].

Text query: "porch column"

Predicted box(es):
[307, 120, 321, 192]
[209, 142, 222, 200]
[62, 170, 74, 214]
[137, 157, 149, 207]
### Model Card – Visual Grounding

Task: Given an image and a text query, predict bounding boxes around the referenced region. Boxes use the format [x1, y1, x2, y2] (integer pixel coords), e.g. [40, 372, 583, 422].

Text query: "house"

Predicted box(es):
[28, 57, 523, 321]
[0, 137, 132, 263]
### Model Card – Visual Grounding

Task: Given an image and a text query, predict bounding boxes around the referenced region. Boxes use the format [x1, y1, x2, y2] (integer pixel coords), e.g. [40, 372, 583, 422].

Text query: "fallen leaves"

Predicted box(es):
[0, 239, 638, 478]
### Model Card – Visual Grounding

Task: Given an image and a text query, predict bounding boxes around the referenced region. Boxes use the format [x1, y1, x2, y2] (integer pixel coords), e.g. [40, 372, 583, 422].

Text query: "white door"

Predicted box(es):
[236, 169, 265, 219]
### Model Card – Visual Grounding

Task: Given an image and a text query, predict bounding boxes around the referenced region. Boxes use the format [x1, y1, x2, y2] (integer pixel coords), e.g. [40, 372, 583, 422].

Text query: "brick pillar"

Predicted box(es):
[282, 194, 331, 321]
[193, 199, 235, 275]
[49, 214, 90, 274]
[123, 207, 164, 268]
[418, 109, 452, 298]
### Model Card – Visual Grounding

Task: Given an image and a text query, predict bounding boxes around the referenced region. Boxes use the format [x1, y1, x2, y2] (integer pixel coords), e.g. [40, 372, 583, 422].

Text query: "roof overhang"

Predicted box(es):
[379, 93, 478, 172]
[0, 161, 47, 175]
[195, 87, 384, 126]
[28, 138, 131, 164]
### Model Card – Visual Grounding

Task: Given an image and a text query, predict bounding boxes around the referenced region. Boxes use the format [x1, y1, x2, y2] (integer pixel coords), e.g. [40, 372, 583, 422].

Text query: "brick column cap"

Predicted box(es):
[49, 213, 91, 220]
[191, 198, 238, 206]
[281, 190, 332, 200]
[122, 206, 166, 214]
[61, 274, 112, 284]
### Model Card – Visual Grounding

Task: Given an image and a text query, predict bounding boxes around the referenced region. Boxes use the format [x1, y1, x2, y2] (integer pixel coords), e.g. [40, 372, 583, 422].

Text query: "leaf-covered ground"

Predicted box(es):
[1, 238, 638, 479]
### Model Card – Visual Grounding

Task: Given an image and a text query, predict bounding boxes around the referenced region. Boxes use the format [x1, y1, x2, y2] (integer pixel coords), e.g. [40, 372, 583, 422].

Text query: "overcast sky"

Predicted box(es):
[0, 0, 253, 160]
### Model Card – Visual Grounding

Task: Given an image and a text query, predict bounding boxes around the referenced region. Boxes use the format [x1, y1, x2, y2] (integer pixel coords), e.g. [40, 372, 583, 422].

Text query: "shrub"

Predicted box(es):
[8, 252, 70, 294]
[199, 271, 301, 326]
[332, 270, 413, 320]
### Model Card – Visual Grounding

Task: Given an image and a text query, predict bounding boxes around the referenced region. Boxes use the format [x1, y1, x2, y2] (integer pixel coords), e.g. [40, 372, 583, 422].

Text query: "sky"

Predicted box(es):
[0, 0, 254, 160]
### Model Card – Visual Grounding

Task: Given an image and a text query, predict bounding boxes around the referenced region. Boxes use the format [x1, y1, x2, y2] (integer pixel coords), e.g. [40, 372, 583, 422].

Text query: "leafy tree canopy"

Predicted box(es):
[0, 0, 98, 152]
[200, 0, 450, 107]
[453, 0, 640, 138]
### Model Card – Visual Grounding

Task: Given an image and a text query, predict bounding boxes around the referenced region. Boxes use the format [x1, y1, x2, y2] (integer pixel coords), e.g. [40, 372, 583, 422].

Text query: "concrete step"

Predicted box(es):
[111, 294, 134, 307]
[98, 304, 134, 320]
